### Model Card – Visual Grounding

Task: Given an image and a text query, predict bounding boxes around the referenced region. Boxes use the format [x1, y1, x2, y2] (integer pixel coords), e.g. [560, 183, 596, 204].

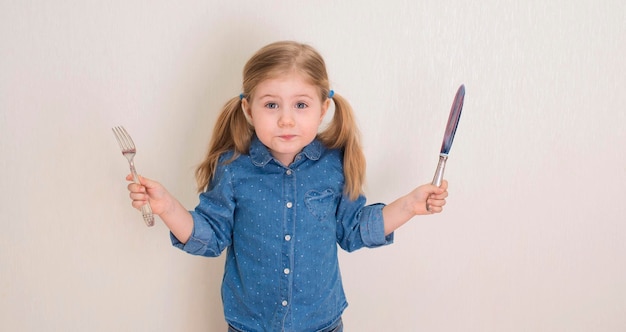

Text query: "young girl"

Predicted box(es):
[126, 41, 448, 332]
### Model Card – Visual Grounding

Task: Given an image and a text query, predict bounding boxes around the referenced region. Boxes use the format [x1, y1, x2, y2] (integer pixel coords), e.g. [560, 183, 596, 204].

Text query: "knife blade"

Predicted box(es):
[432, 84, 465, 187]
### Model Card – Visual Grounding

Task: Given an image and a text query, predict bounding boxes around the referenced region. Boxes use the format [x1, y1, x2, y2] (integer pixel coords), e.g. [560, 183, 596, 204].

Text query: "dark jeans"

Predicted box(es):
[228, 318, 343, 332]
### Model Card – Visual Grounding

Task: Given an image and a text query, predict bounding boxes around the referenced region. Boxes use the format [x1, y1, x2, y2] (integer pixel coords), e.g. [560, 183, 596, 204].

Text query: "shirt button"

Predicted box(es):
[284, 268, 290, 275]
[286, 202, 293, 208]
[284, 235, 291, 241]
[286, 169, 292, 175]
[282, 300, 288, 307]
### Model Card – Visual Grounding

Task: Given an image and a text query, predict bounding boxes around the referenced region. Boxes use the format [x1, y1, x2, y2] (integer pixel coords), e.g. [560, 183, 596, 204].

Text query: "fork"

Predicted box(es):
[112, 126, 155, 227]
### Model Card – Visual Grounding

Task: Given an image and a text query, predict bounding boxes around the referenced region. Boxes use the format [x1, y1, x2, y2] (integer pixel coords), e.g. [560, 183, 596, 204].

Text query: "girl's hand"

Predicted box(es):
[126, 174, 194, 242]
[382, 180, 449, 235]
[126, 174, 173, 216]
[413, 180, 448, 215]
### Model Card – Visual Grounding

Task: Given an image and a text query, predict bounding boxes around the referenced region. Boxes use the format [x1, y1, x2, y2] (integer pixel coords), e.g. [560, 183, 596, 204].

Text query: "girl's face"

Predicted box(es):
[242, 72, 330, 166]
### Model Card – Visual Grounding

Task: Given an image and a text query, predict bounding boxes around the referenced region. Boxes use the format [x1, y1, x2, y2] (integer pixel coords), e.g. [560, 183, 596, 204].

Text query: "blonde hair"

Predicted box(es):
[195, 41, 365, 200]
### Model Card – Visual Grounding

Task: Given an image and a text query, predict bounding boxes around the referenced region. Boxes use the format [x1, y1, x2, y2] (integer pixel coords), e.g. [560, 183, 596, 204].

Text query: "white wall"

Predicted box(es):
[1, 1, 625, 331]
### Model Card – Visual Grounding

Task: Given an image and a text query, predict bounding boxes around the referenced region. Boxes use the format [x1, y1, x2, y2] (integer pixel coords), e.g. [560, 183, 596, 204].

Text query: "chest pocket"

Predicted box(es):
[304, 189, 337, 221]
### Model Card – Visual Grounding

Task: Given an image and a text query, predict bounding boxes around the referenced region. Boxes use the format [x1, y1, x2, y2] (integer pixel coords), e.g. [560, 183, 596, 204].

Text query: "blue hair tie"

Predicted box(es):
[328, 90, 335, 99]
[239, 93, 245, 100]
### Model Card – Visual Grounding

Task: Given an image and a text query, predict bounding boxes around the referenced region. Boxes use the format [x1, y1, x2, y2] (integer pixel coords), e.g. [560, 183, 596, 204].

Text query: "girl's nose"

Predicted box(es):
[278, 111, 295, 127]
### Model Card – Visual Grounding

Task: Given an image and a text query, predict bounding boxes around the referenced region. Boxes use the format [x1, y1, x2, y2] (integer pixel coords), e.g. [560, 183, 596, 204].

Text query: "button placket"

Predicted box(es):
[280, 166, 296, 319]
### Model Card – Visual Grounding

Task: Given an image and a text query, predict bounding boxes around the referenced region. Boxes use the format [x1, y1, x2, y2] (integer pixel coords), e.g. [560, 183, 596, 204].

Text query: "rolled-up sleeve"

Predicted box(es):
[170, 211, 230, 257]
[358, 203, 394, 247]
[336, 195, 394, 252]
[170, 161, 235, 257]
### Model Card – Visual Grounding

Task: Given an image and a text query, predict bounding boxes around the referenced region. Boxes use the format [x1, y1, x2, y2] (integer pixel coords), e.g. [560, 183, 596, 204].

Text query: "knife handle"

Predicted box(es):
[432, 154, 448, 187]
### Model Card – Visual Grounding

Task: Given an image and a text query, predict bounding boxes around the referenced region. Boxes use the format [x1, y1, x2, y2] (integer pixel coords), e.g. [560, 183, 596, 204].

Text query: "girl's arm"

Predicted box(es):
[127, 174, 194, 243]
[382, 180, 448, 235]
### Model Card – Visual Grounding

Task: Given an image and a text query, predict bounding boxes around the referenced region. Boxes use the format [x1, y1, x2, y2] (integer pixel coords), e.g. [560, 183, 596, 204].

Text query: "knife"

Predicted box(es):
[432, 84, 465, 187]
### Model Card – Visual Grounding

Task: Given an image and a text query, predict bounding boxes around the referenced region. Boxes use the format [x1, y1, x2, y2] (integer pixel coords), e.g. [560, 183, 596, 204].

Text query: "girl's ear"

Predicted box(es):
[242, 98, 252, 120]
[320, 98, 331, 121]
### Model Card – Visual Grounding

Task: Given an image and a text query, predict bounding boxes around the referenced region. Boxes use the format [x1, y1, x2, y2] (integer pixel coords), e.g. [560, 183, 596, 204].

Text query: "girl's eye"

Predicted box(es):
[265, 102, 279, 109]
[295, 102, 308, 109]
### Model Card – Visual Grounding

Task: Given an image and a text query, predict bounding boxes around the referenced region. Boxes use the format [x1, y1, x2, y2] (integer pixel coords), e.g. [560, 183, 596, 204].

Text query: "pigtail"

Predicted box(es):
[195, 97, 253, 192]
[318, 92, 366, 200]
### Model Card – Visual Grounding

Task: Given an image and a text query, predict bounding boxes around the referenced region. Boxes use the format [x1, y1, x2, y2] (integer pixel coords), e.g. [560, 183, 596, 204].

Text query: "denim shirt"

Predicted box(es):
[171, 136, 393, 332]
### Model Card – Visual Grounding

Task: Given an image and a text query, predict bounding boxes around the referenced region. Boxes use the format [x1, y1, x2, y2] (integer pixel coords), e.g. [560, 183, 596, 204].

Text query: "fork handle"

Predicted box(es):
[129, 163, 155, 227]
[140, 201, 155, 227]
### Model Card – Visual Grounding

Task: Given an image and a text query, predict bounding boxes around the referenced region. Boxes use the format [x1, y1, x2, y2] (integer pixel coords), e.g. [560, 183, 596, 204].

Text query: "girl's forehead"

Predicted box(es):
[254, 73, 319, 96]
[263, 70, 313, 84]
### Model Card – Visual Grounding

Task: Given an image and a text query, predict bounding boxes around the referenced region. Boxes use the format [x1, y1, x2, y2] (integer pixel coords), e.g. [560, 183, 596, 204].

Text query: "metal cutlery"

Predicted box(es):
[112, 126, 155, 227]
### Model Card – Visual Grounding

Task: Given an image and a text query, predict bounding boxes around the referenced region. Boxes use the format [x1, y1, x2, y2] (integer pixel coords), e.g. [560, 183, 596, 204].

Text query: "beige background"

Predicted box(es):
[1, 0, 625, 331]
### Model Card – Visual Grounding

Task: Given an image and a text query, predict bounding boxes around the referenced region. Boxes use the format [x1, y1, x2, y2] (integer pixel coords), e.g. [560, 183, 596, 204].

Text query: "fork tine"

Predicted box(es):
[115, 126, 128, 150]
[119, 126, 136, 149]
[112, 126, 134, 151]
[112, 127, 125, 150]
[113, 127, 127, 151]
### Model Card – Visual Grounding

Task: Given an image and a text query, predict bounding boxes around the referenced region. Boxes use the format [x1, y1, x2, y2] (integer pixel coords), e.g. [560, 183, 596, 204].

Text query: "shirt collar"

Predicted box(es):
[249, 135, 324, 167]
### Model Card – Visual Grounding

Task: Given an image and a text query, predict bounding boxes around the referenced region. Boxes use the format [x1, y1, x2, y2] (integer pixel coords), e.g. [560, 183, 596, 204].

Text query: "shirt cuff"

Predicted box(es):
[170, 211, 220, 256]
[360, 203, 394, 247]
